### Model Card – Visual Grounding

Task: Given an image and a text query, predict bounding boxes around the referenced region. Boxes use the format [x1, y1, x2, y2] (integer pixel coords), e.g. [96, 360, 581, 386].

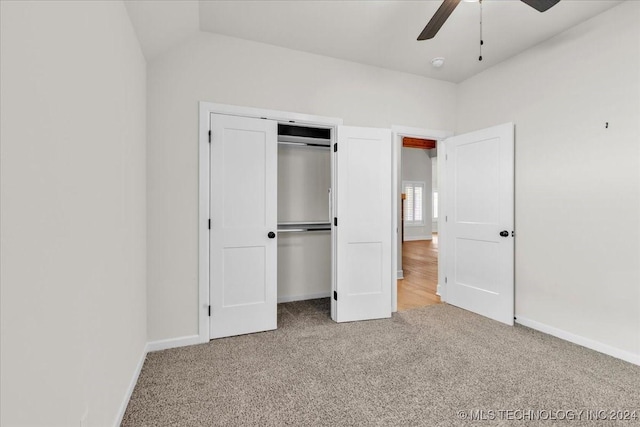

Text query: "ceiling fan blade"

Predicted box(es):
[417, 0, 461, 41]
[520, 0, 560, 13]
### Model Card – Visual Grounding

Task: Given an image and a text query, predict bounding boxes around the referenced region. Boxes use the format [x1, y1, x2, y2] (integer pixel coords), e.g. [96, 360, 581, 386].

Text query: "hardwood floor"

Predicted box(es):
[398, 234, 441, 311]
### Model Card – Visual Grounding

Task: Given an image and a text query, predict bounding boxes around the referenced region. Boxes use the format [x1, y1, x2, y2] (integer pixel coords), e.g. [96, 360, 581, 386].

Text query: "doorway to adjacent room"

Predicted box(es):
[398, 136, 441, 311]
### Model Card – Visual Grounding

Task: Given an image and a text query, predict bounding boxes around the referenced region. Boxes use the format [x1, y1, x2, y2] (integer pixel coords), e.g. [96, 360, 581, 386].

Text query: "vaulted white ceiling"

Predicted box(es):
[124, 0, 200, 60]
[126, 0, 622, 83]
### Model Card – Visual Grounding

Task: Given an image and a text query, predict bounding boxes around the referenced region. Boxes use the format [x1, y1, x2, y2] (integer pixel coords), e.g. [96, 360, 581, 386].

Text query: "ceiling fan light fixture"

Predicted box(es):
[431, 57, 445, 68]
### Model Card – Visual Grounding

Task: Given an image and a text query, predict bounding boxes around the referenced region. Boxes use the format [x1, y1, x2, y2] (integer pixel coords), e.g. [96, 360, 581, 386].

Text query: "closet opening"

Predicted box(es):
[202, 103, 395, 341]
[276, 123, 334, 320]
[398, 136, 441, 311]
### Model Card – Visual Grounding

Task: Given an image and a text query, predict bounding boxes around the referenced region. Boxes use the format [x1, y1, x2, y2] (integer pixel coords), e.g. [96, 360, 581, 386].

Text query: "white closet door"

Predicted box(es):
[335, 126, 393, 322]
[444, 122, 514, 325]
[209, 114, 278, 339]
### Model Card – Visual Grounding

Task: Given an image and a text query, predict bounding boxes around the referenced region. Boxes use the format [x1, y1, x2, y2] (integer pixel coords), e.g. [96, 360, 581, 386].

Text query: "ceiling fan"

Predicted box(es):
[417, 0, 561, 41]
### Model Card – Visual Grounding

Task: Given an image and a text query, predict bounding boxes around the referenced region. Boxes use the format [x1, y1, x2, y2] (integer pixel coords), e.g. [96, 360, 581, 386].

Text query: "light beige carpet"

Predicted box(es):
[122, 299, 640, 426]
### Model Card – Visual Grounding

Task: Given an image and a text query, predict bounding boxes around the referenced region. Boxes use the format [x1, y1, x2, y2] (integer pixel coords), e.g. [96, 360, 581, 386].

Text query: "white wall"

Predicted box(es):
[456, 1, 640, 360]
[0, 1, 147, 425]
[402, 147, 433, 240]
[147, 32, 457, 341]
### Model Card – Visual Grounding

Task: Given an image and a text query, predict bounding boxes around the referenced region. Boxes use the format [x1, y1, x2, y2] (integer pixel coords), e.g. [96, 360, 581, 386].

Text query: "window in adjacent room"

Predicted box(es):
[403, 181, 425, 226]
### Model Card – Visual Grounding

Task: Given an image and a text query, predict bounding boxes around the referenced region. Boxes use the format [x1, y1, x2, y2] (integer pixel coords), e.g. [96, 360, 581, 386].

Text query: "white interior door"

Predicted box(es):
[444, 122, 514, 325]
[335, 126, 392, 322]
[209, 114, 278, 339]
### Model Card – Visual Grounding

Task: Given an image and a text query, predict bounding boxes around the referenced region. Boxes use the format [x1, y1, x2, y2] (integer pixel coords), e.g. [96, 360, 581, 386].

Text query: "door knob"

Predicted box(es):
[268, 231, 276, 239]
[499, 230, 509, 237]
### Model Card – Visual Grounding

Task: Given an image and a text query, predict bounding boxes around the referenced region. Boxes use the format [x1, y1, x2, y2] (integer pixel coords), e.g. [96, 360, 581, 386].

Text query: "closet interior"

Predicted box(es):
[276, 123, 333, 304]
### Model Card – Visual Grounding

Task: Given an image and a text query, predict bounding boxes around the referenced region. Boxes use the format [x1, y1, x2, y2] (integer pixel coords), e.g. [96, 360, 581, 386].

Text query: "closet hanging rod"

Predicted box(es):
[277, 221, 331, 227]
[277, 140, 331, 149]
[277, 228, 331, 233]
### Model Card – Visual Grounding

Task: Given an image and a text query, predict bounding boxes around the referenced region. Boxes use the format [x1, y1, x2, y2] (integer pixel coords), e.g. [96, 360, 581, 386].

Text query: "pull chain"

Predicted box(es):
[479, 0, 484, 61]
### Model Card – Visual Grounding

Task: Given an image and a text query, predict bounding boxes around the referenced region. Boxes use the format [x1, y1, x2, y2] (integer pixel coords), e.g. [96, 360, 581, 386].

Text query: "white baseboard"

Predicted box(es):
[277, 292, 331, 303]
[147, 334, 202, 353]
[403, 235, 433, 241]
[114, 342, 148, 427]
[397, 270, 404, 279]
[515, 316, 640, 366]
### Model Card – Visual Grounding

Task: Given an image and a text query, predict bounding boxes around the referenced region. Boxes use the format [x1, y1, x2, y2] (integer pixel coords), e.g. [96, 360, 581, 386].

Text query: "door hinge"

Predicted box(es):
[333, 143, 337, 152]
[334, 217, 338, 226]
[445, 277, 448, 284]
[208, 219, 211, 229]
[208, 130, 211, 143]
[445, 154, 448, 160]
[333, 291, 337, 301]
[208, 305, 211, 316]
[445, 216, 448, 222]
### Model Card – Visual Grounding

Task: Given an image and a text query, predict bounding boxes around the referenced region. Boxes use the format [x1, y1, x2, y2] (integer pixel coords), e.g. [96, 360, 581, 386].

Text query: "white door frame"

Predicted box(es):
[391, 126, 453, 312]
[199, 102, 342, 344]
